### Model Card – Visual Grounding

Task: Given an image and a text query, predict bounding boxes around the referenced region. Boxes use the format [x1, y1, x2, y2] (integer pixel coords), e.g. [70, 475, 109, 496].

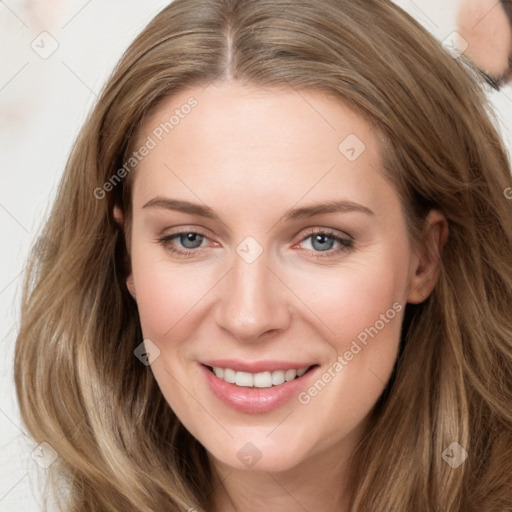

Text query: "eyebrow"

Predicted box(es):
[142, 197, 374, 221]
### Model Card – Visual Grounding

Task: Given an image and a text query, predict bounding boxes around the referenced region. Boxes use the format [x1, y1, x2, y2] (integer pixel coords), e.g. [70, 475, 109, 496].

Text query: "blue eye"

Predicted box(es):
[157, 228, 354, 259]
[176, 232, 204, 249]
[158, 231, 207, 255]
[299, 230, 353, 258]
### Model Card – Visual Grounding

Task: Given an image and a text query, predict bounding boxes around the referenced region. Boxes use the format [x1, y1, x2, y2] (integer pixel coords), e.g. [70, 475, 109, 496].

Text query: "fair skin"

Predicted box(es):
[457, 0, 512, 81]
[116, 81, 447, 512]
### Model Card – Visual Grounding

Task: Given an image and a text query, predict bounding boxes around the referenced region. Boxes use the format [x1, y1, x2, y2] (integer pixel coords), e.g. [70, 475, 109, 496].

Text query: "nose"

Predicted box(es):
[213, 246, 292, 342]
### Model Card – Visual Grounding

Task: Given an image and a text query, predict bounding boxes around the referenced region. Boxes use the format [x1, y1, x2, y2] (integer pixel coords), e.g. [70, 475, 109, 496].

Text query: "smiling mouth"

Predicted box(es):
[204, 364, 318, 388]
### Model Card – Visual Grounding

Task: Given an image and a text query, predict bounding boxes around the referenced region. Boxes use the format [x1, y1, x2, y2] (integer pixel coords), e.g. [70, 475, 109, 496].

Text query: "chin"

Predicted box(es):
[211, 446, 307, 473]
[203, 427, 319, 473]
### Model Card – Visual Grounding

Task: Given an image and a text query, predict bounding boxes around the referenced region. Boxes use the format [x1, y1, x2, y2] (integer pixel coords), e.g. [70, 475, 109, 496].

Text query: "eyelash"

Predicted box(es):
[157, 227, 354, 259]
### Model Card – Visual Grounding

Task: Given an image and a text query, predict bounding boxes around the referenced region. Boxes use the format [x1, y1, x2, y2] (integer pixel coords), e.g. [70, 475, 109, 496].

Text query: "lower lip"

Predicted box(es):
[200, 364, 319, 414]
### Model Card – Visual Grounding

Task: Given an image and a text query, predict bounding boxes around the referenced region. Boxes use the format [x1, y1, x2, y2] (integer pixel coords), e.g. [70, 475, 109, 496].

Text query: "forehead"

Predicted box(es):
[138, 81, 379, 157]
[130, 81, 394, 215]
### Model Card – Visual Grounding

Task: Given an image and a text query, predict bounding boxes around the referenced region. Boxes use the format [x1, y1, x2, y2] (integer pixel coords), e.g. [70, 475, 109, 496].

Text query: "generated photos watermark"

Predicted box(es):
[93, 96, 198, 200]
[441, 442, 468, 469]
[134, 338, 161, 366]
[297, 301, 403, 404]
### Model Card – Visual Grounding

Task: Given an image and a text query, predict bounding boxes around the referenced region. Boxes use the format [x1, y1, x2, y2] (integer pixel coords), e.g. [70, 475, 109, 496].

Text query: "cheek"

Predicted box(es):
[286, 249, 408, 420]
[291, 248, 408, 351]
[130, 247, 217, 340]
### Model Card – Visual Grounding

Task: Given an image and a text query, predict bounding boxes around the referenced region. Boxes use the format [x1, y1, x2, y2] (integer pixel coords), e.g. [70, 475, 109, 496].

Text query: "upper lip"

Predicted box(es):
[201, 359, 315, 373]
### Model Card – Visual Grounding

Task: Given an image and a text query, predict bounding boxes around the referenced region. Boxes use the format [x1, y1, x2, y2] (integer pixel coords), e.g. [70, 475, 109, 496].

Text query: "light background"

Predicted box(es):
[1, 1, 510, 510]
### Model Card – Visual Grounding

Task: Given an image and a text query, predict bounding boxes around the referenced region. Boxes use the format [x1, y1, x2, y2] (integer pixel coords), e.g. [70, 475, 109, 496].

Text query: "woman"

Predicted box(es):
[14, 0, 512, 510]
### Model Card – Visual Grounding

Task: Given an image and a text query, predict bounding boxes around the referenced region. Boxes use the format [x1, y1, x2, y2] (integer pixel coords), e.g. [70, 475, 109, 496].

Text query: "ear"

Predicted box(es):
[113, 205, 136, 299]
[126, 273, 136, 300]
[406, 209, 449, 304]
[113, 204, 124, 226]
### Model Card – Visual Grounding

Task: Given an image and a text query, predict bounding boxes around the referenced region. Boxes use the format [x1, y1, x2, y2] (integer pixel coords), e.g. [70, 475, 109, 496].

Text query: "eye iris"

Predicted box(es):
[180, 233, 203, 249]
[312, 234, 334, 251]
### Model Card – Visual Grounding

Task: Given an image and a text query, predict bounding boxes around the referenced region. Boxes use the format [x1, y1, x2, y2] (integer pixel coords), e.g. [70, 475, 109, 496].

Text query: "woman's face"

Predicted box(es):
[125, 81, 440, 473]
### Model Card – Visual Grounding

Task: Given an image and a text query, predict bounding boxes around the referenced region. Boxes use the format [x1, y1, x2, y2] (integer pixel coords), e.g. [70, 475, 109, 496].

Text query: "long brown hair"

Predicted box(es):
[15, 0, 512, 510]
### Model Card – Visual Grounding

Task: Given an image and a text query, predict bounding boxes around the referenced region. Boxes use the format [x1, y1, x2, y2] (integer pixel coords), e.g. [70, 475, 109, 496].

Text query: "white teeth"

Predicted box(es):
[235, 371, 253, 387]
[284, 369, 297, 381]
[253, 371, 272, 388]
[271, 371, 285, 386]
[223, 368, 236, 384]
[210, 366, 310, 387]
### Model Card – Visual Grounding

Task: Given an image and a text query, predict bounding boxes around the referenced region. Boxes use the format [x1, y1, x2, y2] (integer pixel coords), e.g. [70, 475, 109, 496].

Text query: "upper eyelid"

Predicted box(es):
[160, 226, 352, 248]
